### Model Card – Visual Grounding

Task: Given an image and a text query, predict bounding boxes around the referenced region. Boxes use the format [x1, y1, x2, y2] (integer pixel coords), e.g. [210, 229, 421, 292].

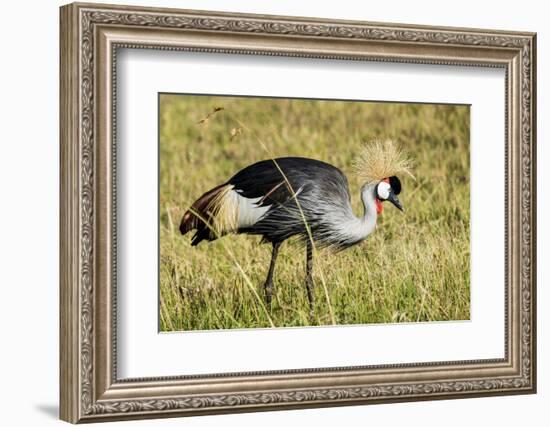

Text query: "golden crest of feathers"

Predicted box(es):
[353, 139, 415, 183]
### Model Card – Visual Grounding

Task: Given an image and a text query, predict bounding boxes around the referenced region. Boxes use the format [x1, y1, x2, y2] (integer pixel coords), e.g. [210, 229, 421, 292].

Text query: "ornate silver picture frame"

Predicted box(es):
[60, 2, 536, 423]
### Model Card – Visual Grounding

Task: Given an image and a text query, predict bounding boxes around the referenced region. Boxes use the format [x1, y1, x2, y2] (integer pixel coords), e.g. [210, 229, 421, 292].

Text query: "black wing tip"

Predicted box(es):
[190, 230, 202, 246]
[190, 228, 214, 246]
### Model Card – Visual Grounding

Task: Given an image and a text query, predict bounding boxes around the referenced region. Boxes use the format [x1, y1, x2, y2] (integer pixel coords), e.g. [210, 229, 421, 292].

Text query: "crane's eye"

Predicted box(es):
[389, 175, 402, 195]
[376, 181, 391, 200]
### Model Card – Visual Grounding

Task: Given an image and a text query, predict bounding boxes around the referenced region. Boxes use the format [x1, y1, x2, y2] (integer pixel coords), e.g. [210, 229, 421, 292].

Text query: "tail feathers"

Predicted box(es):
[179, 183, 238, 246]
[190, 229, 210, 246]
[179, 210, 200, 236]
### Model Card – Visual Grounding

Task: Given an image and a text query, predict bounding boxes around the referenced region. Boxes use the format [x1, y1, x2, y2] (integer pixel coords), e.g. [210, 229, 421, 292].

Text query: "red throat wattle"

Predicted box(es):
[376, 198, 383, 215]
[376, 177, 390, 215]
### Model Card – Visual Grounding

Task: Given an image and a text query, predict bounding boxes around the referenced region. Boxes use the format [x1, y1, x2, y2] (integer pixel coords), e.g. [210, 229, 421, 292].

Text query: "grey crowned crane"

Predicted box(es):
[179, 140, 413, 311]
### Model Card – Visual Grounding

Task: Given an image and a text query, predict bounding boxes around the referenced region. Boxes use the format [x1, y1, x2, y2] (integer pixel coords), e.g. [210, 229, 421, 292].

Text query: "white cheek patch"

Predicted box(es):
[377, 181, 391, 200]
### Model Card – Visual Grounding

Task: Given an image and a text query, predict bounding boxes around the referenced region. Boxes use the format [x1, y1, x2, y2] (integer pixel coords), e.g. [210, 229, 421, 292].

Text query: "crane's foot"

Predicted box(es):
[263, 242, 280, 312]
[264, 280, 273, 310]
[308, 308, 314, 323]
[305, 277, 315, 322]
[305, 240, 315, 323]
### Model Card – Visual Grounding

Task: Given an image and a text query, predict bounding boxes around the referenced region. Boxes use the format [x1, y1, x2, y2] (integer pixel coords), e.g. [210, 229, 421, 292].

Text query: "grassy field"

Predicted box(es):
[159, 94, 470, 331]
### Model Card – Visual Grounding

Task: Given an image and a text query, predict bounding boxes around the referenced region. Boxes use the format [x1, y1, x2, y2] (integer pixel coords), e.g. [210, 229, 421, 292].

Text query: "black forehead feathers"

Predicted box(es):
[389, 176, 402, 195]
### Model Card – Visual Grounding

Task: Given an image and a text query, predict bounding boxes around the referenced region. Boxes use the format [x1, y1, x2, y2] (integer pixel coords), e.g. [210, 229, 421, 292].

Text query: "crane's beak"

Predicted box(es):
[387, 192, 404, 212]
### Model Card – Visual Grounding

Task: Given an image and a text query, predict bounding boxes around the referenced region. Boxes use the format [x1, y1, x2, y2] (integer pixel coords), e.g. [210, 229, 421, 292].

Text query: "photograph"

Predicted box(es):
[159, 94, 471, 331]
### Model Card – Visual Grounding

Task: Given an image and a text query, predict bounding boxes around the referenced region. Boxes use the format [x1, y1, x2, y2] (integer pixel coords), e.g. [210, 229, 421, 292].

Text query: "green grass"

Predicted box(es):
[159, 94, 470, 331]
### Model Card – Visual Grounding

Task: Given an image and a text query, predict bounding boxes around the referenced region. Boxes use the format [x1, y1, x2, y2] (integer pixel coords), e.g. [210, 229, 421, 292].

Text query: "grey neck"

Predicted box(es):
[360, 183, 379, 231]
[336, 183, 379, 245]
[319, 182, 379, 248]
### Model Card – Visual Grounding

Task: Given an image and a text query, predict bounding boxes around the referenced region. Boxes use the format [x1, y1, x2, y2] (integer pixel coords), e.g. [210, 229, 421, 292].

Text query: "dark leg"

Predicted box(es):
[264, 242, 281, 309]
[305, 239, 315, 315]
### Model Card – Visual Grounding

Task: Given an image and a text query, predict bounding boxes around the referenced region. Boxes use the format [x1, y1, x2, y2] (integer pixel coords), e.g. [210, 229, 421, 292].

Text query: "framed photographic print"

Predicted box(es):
[60, 2, 537, 423]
